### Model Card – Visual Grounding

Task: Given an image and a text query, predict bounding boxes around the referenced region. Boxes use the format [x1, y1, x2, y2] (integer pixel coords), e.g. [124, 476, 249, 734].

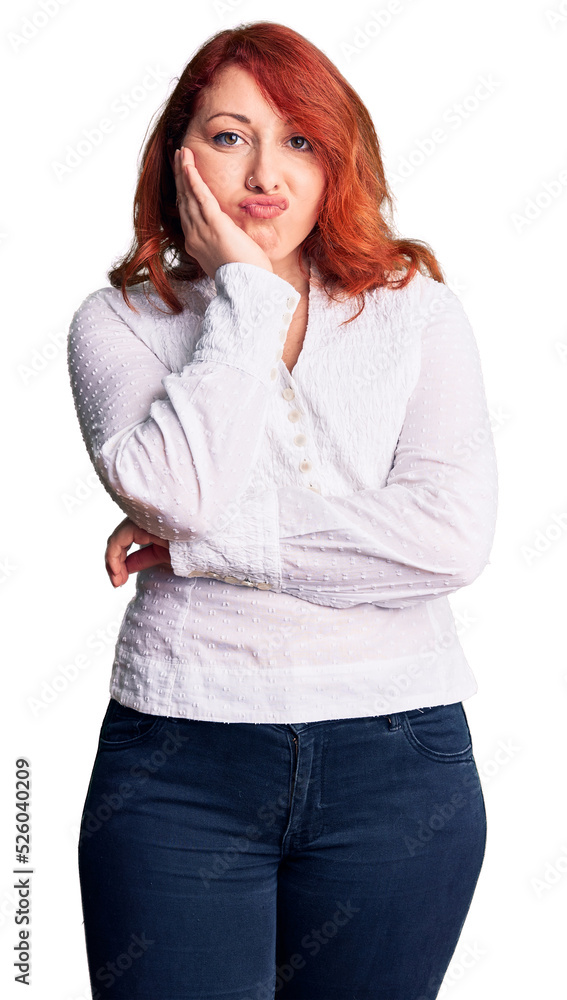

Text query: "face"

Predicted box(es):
[181, 63, 327, 280]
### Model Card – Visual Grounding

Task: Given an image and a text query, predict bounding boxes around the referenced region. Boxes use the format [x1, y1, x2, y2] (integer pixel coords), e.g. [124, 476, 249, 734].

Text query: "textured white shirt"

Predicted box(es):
[67, 260, 498, 723]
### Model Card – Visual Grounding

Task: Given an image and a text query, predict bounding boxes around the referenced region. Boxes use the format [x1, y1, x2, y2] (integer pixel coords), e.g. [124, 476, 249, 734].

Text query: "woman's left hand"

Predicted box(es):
[105, 517, 172, 587]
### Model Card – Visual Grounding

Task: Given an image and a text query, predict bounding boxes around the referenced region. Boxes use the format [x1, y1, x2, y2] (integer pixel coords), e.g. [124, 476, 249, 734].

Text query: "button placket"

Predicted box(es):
[280, 382, 320, 492]
[217, 295, 300, 589]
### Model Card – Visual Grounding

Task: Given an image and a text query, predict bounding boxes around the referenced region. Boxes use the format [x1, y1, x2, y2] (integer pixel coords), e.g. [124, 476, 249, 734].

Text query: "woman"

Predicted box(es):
[68, 21, 498, 1000]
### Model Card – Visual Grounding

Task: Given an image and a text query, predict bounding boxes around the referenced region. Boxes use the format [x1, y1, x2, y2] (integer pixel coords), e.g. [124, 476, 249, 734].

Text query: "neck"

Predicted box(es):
[271, 253, 311, 298]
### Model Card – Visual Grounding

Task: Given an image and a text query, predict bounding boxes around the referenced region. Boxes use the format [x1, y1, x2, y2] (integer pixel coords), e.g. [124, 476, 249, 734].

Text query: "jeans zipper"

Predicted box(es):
[290, 734, 299, 796]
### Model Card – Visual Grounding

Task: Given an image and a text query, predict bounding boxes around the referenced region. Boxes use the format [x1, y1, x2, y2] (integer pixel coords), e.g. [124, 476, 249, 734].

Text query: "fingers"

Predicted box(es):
[105, 549, 128, 587]
[107, 518, 152, 551]
[174, 147, 199, 217]
[104, 517, 144, 587]
[105, 535, 130, 587]
[104, 517, 171, 587]
[106, 543, 171, 588]
[174, 147, 207, 262]
[125, 543, 171, 576]
[175, 147, 219, 226]
[106, 514, 135, 547]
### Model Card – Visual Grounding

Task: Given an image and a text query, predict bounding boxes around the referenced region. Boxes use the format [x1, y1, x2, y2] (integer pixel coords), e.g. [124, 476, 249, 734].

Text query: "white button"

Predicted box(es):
[287, 409, 301, 422]
[308, 483, 321, 493]
[270, 367, 278, 380]
[282, 311, 293, 324]
[286, 296, 296, 309]
[282, 387, 295, 400]
[275, 347, 283, 360]
[279, 329, 287, 342]
[256, 582, 271, 590]
[293, 433, 307, 447]
[299, 459, 312, 472]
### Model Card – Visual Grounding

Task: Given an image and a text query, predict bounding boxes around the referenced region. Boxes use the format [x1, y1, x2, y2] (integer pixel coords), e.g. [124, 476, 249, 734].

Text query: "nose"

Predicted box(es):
[246, 143, 281, 193]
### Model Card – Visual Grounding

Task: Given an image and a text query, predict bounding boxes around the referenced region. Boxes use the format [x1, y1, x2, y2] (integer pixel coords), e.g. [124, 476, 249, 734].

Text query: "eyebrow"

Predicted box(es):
[205, 111, 294, 126]
[205, 112, 252, 124]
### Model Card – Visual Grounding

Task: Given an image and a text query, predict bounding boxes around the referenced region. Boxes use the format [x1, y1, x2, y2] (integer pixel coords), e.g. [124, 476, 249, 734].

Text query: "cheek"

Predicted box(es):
[306, 186, 326, 222]
[212, 168, 246, 211]
[188, 148, 233, 194]
[299, 165, 326, 212]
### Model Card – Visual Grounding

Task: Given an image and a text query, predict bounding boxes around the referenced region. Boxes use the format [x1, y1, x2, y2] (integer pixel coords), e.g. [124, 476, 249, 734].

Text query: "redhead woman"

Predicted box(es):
[68, 21, 498, 1000]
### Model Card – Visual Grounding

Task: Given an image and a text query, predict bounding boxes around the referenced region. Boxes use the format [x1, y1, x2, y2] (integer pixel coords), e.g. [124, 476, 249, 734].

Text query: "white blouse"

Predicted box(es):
[67, 260, 498, 723]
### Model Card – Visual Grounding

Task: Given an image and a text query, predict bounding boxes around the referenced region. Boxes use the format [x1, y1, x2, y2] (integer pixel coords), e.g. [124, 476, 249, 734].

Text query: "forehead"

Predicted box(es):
[194, 63, 284, 121]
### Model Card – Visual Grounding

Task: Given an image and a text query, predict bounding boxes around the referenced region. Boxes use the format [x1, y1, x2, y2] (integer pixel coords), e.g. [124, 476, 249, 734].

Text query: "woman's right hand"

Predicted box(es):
[174, 146, 274, 280]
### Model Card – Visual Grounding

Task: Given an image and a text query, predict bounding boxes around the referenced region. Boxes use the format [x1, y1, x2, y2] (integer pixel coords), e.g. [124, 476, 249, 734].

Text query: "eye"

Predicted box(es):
[212, 131, 314, 152]
[212, 131, 243, 147]
[288, 135, 313, 152]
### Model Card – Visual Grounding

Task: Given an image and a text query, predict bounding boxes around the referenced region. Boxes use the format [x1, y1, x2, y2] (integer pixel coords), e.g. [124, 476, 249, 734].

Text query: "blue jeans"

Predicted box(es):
[78, 698, 487, 1000]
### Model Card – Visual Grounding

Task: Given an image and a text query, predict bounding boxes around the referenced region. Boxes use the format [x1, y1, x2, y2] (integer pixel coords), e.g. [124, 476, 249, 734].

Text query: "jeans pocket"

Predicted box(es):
[400, 702, 474, 763]
[98, 697, 168, 749]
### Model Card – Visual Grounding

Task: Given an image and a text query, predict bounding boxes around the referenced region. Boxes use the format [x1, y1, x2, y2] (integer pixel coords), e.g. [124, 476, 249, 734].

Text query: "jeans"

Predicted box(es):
[78, 698, 487, 1000]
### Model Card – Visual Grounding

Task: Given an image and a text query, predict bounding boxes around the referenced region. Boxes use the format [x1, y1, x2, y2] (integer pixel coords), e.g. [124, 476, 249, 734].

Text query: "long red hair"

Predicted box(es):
[109, 21, 445, 321]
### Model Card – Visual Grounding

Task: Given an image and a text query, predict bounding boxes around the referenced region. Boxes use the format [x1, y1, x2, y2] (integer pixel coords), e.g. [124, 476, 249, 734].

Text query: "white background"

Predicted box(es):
[1, 0, 566, 996]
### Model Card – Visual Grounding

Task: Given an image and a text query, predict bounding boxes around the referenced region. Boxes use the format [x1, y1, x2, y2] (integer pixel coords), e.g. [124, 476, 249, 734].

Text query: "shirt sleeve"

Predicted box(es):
[168, 279, 499, 608]
[67, 263, 301, 542]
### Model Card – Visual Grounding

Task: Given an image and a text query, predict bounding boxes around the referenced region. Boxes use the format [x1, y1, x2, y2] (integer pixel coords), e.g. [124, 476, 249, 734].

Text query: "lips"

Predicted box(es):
[242, 205, 285, 219]
[239, 195, 289, 209]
